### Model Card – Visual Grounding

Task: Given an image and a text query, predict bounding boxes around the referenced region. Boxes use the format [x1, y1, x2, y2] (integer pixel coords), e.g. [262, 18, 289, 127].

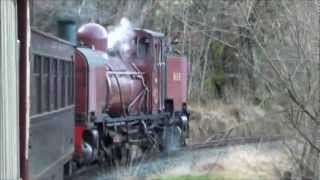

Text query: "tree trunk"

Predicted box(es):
[187, 35, 193, 99]
[196, 37, 207, 104]
[200, 38, 213, 99]
[181, 4, 188, 55]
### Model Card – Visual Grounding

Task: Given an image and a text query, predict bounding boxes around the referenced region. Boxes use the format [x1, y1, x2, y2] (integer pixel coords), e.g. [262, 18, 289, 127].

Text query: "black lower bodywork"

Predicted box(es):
[77, 104, 189, 166]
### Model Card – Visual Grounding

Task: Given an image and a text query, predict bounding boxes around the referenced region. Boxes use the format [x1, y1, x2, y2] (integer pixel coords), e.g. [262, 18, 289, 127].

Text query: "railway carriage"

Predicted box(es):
[29, 29, 75, 180]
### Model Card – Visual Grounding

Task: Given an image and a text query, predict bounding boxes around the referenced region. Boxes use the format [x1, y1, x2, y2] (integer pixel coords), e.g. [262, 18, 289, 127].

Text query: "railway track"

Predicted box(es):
[67, 136, 284, 180]
[150, 135, 284, 161]
[185, 136, 284, 151]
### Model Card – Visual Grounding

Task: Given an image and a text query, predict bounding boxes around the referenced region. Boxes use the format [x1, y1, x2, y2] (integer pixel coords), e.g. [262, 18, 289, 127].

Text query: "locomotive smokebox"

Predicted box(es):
[57, 20, 77, 43]
[77, 23, 108, 51]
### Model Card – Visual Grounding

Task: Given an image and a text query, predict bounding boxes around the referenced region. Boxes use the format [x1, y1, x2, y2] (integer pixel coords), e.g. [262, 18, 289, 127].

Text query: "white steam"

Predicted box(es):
[108, 18, 135, 53]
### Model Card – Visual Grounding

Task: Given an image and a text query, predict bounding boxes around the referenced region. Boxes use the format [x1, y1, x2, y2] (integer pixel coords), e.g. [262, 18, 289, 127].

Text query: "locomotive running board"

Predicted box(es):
[100, 112, 171, 126]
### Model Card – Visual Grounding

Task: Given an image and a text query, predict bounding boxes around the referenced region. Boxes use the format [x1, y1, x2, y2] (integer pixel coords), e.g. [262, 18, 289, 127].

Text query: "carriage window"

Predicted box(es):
[50, 59, 58, 110]
[60, 61, 66, 108]
[31, 53, 75, 115]
[54, 60, 58, 109]
[137, 38, 150, 57]
[34, 56, 41, 73]
[68, 62, 74, 105]
[65, 62, 70, 105]
[41, 58, 50, 112]
[31, 55, 73, 115]
[31, 55, 41, 115]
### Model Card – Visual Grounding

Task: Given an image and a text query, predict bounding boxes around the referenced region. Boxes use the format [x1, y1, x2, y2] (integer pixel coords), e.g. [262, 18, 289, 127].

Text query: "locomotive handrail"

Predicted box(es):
[106, 71, 144, 75]
[101, 112, 171, 125]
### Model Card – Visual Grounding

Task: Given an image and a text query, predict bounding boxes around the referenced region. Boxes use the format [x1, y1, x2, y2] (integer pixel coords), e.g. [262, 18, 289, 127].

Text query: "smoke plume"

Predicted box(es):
[108, 18, 135, 53]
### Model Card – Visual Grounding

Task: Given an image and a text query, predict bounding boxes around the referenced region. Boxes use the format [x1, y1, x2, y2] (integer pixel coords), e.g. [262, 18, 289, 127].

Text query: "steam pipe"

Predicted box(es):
[128, 63, 149, 113]
[114, 74, 127, 117]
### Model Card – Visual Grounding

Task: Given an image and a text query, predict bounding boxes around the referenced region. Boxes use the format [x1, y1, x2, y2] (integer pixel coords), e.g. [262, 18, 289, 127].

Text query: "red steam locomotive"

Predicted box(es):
[26, 22, 188, 179]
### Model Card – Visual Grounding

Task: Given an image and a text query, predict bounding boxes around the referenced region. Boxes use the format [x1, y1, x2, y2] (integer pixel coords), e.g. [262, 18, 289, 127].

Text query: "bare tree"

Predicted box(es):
[233, 0, 319, 178]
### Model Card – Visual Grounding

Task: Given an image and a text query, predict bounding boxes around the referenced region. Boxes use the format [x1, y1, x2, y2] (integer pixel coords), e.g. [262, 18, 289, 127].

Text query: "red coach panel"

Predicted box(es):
[166, 56, 188, 110]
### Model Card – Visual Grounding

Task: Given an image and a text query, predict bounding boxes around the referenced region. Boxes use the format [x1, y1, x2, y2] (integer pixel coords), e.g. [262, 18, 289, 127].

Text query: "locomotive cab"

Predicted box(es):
[133, 29, 167, 113]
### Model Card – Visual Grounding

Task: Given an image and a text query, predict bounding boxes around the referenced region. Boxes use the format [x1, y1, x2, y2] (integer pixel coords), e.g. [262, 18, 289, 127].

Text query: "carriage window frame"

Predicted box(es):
[31, 55, 42, 115]
[60, 60, 66, 108]
[50, 59, 58, 110]
[31, 53, 74, 116]
[64, 61, 70, 106]
[41, 57, 50, 112]
[68, 62, 74, 105]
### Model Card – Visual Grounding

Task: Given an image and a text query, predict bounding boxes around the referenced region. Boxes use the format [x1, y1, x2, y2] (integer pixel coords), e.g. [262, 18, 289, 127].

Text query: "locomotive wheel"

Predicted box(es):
[108, 143, 137, 167]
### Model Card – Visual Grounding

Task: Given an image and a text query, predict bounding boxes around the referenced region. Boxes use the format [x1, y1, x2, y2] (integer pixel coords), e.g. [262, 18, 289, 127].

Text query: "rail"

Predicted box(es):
[184, 136, 284, 151]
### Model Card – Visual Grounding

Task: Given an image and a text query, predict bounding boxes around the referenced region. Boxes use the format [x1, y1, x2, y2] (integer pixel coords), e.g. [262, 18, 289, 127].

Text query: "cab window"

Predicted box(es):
[137, 37, 150, 57]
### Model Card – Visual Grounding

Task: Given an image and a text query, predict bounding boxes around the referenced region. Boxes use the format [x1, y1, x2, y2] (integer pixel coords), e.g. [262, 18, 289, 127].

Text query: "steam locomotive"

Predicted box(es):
[27, 22, 189, 179]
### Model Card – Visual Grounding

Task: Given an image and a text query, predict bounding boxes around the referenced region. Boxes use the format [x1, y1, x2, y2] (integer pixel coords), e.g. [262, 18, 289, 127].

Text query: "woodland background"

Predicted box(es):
[31, 0, 320, 179]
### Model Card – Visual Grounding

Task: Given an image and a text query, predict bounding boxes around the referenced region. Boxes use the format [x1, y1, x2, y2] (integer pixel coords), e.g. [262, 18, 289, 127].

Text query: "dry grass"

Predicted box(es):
[151, 144, 291, 180]
[216, 147, 289, 179]
[187, 101, 288, 144]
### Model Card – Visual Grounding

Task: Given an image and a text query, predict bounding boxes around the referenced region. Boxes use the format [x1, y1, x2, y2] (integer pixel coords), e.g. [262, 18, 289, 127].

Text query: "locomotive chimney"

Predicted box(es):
[57, 19, 77, 43]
